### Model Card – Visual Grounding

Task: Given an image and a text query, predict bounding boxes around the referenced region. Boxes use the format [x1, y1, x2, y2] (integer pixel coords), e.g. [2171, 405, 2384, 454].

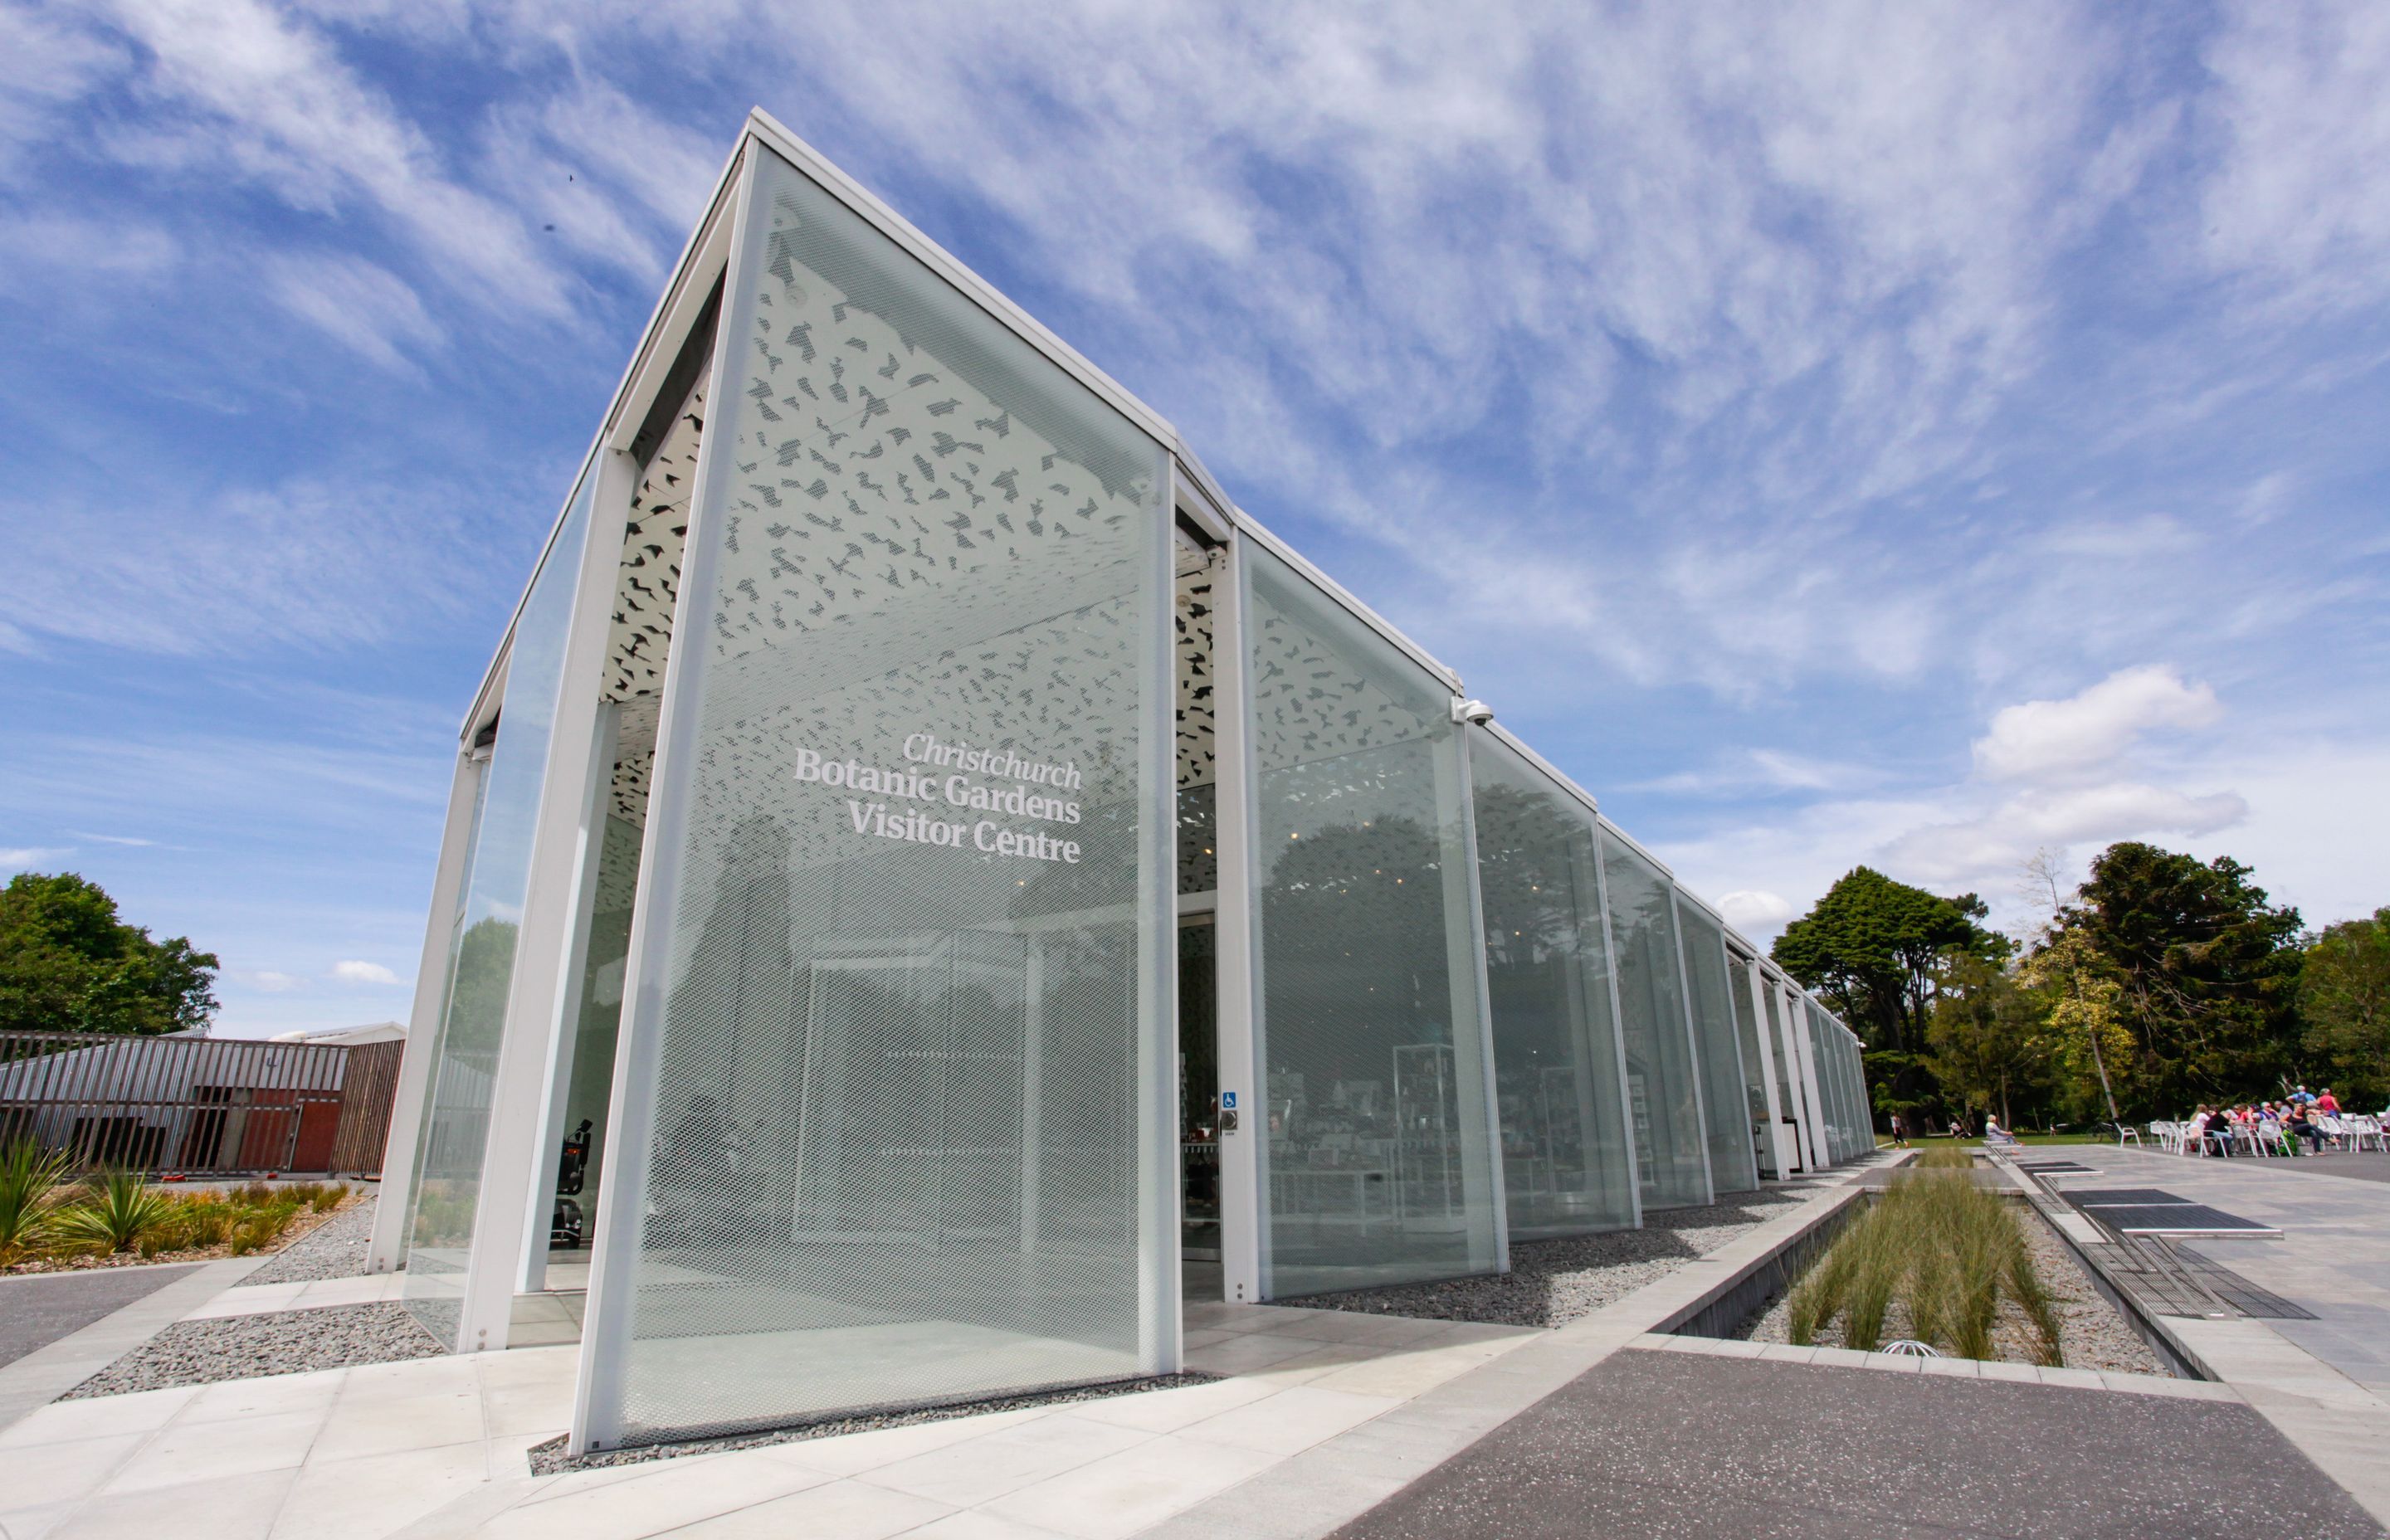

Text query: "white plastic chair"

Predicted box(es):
[2116, 1123, 2142, 1148]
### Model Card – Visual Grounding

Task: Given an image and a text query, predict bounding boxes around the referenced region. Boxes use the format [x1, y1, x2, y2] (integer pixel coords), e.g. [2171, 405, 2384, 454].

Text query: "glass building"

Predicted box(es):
[366, 113, 1877, 1454]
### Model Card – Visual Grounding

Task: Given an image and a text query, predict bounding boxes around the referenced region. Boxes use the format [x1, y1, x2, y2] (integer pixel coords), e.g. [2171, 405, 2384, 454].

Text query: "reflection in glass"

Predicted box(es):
[1468, 731, 1636, 1237]
[403, 478, 595, 1347]
[1599, 830, 1710, 1209]
[1247, 543, 1499, 1297]
[1724, 952, 1778, 1175]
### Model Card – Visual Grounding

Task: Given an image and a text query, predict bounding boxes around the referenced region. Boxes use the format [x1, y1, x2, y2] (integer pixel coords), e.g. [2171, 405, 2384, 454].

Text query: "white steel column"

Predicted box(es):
[451, 448, 635, 1353]
[1212, 527, 1265, 1304]
[367, 745, 488, 1275]
[1137, 467, 1182, 1376]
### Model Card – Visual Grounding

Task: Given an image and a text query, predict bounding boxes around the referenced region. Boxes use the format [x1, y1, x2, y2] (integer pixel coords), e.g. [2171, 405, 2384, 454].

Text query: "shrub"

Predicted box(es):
[0, 1138, 71, 1263]
[312, 1183, 349, 1214]
[1914, 1144, 1973, 1169]
[55, 1168, 178, 1254]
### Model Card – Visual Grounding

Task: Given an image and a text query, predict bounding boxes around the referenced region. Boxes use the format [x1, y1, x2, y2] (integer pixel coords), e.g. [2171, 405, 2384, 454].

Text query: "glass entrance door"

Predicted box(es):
[1178, 916, 1220, 1261]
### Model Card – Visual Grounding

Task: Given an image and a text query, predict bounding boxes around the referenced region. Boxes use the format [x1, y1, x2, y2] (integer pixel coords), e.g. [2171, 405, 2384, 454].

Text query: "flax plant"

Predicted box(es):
[0, 1138, 71, 1263]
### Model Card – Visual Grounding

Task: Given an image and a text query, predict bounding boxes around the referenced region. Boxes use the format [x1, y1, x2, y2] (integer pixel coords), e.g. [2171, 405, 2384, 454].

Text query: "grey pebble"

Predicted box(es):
[61, 1302, 442, 1399]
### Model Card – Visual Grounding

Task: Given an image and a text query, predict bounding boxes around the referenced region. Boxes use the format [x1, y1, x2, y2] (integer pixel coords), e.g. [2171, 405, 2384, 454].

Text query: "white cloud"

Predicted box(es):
[1, 846, 70, 870]
[1880, 782, 2248, 888]
[66, 831, 155, 846]
[265, 251, 441, 372]
[1972, 665, 2222, 782]
[330, 958, 400, 985]
[244, 970, 301, 992]
[96, 0, 571, 317]
[1717, 890, 1796, 930]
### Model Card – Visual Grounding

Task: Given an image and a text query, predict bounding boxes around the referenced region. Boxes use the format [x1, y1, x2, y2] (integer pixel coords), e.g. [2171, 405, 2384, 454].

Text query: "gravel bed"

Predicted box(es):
[1734, 1196, 2169, 1375]
[236, 1193, 379, 1287]
[526, 1372, 1221, 1474]
[60, 1302, 442, 1398]
[1286, 1185, 1818, 1328]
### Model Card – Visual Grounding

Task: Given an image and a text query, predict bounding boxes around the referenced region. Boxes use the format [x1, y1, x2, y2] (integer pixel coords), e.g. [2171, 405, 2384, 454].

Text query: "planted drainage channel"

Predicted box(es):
[1709, 1157, 2182, 1377]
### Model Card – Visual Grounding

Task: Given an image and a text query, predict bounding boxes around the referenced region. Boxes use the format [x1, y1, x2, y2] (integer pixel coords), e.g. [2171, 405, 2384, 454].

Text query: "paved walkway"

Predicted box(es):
[1329, 1344, 2384, 1540]
[0, 1270, 198, 1370]
[18, 1153, 2383, 1539]
[2021, 1143, 2390, 1527]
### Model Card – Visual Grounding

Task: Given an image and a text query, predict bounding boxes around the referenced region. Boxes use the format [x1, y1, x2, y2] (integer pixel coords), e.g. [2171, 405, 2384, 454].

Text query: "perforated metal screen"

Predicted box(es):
[582, 144, 1172, 1447]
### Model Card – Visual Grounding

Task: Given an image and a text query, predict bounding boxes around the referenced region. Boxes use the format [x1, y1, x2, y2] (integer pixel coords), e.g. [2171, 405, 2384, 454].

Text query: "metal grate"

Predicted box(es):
[2099, 1234, 2316, 1320]
[2093, 1204, 2278, 1235]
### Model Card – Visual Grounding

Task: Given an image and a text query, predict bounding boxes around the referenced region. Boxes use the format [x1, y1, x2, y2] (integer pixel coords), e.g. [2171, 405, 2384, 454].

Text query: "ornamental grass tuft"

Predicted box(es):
[1787, 1170, 2061, 1365]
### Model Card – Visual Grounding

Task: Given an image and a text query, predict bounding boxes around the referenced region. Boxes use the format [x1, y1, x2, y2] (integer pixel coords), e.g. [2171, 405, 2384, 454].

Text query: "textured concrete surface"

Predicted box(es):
[0, 1268, 198, 1371]
[0, 1257, 264, 1433]
[1329, 1345, 2387, 1540]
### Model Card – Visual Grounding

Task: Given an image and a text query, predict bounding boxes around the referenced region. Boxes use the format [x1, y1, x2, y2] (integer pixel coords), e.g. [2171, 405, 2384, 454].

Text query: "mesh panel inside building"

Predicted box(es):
[587, 144, 1171, 1444]
[1466, 729, 1636, 1238]
[1724, 950, 1776, 1172]
[403, 478, 594, 1348]
[1245, 543, 1500, 1298]
[1675, 902, 1758, 1194]
[1598, 828, 1710, 1209]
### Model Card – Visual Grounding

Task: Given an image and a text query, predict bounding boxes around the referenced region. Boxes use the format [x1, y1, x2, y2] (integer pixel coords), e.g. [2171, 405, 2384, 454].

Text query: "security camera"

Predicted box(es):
[1452, 698, 1495, 726]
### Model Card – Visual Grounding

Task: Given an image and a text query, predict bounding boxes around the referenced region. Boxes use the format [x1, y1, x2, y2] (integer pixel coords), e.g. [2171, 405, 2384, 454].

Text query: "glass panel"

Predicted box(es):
[1762, 980, 1802, 1164]
[549, 811, 644, 1259]
[404, 478, 595, 1347]
[1598, 830, 1709, 1208]
[1178, 919, 1220, 1258]
[1675, 902, 1757, 1193]
[1807, 1002, 1841, 1162]
[1246, 542, 1499, 1296]
[1467, 730, 1636, 1237]
[1724, 951, 1773, 1174]
[598, 143, 1169, 1443]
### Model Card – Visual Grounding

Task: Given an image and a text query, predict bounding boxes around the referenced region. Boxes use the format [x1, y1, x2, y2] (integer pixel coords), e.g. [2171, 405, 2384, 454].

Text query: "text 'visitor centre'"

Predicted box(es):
[368, 110, 1874, 1455]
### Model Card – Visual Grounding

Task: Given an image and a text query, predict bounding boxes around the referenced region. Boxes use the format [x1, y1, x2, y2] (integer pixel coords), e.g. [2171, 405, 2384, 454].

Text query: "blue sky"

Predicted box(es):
[3, 1, 2386, 1037]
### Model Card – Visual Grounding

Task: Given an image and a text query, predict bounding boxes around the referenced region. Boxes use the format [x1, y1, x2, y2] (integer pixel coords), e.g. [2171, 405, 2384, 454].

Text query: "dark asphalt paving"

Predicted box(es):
[0, 1265, 198, 1369]
[1330, 1347, 2386, 1540]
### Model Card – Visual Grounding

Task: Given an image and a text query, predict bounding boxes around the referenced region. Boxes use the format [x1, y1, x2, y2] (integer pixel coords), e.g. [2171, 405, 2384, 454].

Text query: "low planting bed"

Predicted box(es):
[1, 1139, 358, 1275]
[1734, 1162, 2164, 1374]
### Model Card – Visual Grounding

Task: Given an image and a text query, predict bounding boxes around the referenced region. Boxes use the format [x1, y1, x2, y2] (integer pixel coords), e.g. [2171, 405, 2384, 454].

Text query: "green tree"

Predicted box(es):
[1924, 954, 2051, 1132]
[2048, 842, 2303, 1116]
[1772, 866, 2007, 1116]
[0, 873, 218, 1037]
[2300, 908, 2390, 1105]
[2018, 930, 2134, 1125]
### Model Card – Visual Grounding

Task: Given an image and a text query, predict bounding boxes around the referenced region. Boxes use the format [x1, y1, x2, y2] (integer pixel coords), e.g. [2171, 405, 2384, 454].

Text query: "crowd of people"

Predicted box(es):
[2183, 1087, 2363, 1157]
